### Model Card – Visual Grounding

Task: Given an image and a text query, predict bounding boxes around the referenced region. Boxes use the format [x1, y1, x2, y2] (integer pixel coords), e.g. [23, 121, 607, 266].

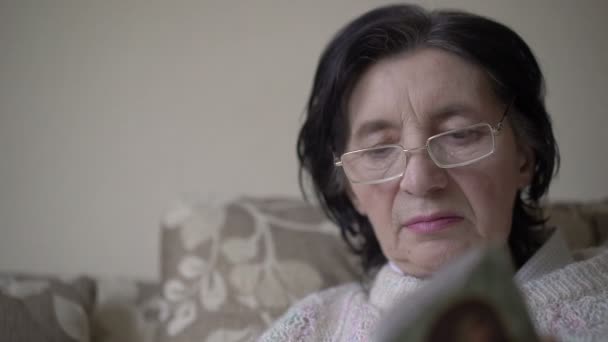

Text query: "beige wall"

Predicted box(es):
[1, 0, 607, 280]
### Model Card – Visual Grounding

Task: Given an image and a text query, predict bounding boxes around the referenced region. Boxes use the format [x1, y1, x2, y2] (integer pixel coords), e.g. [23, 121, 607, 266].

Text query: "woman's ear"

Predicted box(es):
[517, 145, 535, 189]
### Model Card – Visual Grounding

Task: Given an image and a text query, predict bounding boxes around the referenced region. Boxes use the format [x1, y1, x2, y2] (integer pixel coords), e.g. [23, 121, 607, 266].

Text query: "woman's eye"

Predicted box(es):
[446, 129, 482, 144]
[363, 147, 393, 159]
[451, 131, 472, 139]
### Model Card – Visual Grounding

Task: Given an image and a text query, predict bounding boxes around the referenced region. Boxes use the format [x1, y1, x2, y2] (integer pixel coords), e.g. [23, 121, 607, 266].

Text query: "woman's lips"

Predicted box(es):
[403, 215, 463, 234]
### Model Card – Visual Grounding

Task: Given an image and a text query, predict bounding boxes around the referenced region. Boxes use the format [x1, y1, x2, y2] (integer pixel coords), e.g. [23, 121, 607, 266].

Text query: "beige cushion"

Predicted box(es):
[157, 196, 361, 342]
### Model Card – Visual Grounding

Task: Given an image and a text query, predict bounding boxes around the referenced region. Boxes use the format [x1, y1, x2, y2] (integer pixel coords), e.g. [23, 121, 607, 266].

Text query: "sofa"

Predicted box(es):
[1, 196, 606, 342]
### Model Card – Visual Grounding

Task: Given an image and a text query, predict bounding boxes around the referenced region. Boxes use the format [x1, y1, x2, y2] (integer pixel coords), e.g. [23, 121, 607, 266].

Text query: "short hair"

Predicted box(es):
[297, 4, 559, 272]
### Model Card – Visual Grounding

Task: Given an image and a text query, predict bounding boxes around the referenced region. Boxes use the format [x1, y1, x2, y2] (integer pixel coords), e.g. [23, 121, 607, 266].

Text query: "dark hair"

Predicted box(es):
[297, 4, 559, 272]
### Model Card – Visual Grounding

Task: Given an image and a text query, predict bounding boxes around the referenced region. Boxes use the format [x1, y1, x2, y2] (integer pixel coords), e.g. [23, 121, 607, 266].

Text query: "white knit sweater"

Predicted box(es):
[259, 231, 608, 341]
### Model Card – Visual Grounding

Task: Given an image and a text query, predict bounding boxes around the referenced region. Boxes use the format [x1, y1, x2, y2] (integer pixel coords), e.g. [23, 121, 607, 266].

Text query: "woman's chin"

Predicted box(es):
[403, 239, 476, 276]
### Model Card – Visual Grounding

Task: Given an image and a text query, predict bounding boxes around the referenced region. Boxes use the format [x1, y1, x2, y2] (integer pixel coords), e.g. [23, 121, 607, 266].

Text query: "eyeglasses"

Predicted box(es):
[335, 103, 511, 185]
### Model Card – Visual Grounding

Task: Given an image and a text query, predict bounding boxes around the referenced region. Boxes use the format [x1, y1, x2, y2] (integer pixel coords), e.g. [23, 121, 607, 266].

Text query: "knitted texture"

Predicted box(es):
[258, 248, 608, 342]
[521, 250, 608, 341]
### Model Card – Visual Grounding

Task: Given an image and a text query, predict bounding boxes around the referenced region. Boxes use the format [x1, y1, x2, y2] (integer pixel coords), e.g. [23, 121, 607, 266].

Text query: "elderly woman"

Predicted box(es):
[260, 4, 608, 341]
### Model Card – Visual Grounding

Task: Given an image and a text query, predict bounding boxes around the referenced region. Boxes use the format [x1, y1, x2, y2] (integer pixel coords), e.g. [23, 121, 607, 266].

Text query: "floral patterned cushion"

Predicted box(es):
[157, 196, 361, 342]
[0, 273, 96, 342]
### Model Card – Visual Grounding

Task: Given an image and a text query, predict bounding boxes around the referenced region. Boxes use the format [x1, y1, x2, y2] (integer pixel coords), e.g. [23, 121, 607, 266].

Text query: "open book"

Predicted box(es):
[375, 246, 540, 342]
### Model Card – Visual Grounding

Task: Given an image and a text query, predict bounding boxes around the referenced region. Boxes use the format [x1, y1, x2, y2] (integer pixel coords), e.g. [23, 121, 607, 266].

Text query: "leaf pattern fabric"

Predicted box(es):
[157, 196, 362, 342]
[0, 274, 95, 342]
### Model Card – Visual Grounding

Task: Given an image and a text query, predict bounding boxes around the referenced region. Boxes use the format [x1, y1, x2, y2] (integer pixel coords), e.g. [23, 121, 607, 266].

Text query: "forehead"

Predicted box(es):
[347, 48, 499, 145]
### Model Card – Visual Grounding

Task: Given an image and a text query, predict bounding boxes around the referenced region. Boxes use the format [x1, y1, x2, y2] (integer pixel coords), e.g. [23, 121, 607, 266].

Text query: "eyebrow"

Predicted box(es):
[351, 103, 478, 140]
[351, 118, 401, 143]
[427, 103, 478, 121]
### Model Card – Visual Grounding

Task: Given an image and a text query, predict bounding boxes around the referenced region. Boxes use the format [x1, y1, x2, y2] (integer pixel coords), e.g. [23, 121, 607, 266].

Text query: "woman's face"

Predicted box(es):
[346, 48, 533, 277]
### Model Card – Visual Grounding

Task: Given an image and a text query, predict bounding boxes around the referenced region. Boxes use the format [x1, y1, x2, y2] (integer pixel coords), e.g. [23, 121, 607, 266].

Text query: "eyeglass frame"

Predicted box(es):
[334, 100, 513, 185]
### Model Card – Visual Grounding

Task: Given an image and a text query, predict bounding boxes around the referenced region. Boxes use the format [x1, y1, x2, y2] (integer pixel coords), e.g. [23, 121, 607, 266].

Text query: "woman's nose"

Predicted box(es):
[398, 151, 448, 196]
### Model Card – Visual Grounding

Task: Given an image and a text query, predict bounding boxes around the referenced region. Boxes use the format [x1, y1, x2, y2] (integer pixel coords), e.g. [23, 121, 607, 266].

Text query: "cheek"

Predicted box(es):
[455, 163, 519, 239]
[352, 183, 398, 231]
